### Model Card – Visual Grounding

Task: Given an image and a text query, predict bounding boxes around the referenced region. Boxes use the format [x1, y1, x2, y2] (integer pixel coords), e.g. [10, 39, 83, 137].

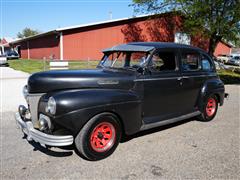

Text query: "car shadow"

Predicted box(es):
[24, 117, 195, 158]
[121, 117, 194, 143]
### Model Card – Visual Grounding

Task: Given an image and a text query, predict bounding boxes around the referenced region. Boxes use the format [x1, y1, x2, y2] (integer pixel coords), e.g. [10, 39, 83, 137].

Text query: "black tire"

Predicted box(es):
[197, 94, 218, 122]
[75, 112, 122, 161]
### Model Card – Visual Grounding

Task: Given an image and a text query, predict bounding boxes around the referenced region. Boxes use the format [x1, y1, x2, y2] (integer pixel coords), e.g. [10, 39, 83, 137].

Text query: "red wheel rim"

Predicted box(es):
[90, 122, 116, 152]
[206, 98, 216, 117]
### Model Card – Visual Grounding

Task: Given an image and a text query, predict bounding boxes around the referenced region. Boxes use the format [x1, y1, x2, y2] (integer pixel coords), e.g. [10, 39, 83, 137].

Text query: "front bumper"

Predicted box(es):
[15, 112, 74, 147]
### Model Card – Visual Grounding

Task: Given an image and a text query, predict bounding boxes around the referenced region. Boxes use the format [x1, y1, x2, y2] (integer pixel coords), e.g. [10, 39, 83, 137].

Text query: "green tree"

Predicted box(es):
[132, 0, 240, 55]
[17, 27, 41, 38]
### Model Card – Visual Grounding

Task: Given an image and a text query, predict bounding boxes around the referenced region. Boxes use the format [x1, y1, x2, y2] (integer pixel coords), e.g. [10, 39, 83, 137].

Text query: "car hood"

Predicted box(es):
[27, 68, 136, 93]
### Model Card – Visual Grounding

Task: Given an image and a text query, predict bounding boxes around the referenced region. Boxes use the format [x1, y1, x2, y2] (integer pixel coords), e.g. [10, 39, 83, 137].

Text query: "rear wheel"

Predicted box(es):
[75, 113, 122, 161]
[197, 95, 218, 122]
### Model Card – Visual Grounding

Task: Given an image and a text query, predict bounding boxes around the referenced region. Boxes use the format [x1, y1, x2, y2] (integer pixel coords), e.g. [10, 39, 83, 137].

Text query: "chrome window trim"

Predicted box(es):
[134, 74, 217, 82]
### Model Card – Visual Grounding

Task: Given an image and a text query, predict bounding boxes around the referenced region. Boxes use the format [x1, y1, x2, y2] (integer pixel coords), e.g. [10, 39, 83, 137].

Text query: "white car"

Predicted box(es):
[4, 50, 19, 59]
[217, 54, 232, 64]
[228, 56, 240, 66]
[0, 55, 7, 66]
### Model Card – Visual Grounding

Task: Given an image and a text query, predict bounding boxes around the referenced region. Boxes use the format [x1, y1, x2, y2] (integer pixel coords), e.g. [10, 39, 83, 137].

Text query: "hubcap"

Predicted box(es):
[90, 122, 116, 152]
[206, 98, 216, 117]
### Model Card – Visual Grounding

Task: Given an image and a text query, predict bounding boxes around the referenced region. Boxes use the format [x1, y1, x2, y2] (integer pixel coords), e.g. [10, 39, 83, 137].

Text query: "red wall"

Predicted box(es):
[63, 15, 182, 60]
[214, 41, 232, 56]
[18, 34, 60, 59]
[13, 14, 231, 60]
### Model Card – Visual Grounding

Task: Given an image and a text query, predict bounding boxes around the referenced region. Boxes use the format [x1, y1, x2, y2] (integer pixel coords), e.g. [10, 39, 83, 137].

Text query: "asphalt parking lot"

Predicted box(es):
[1, 67, 239, 179]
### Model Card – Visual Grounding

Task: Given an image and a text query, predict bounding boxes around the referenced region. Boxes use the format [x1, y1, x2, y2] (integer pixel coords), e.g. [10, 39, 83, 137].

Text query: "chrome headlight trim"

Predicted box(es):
[46, 97, 56, 115]
[22, 85, 28, 99]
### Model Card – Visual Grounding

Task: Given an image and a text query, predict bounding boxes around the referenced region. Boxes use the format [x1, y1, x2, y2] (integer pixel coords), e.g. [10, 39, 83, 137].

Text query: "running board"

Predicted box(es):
[140, 111, 201, 131]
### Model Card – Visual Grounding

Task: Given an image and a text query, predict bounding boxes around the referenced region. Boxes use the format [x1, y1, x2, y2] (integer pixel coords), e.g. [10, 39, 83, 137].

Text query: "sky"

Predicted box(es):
[0, 0, 135, 38]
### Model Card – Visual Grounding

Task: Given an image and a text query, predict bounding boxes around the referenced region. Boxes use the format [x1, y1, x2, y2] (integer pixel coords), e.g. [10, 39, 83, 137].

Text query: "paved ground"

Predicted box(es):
[0, 67, 239, 179]
[0, 67, 29, 112]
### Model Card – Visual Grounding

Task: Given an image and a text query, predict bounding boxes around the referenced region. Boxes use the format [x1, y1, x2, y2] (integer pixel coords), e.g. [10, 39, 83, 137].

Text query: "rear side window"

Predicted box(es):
[181, 51, 200, 71]
[201, 54, 213, 71]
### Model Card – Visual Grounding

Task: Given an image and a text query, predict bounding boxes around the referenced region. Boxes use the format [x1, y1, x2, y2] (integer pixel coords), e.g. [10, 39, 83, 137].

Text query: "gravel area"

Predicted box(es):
[0, 67, 239, 179]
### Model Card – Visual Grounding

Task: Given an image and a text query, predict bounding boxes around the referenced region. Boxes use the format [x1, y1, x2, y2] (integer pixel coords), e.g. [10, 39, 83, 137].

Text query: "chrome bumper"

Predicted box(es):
[15, 112, 74, 147]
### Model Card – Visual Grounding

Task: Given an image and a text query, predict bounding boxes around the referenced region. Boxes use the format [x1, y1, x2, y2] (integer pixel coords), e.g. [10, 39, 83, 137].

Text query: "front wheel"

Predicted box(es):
[197, 95, 218, 122]
[75, 113, 122, 161]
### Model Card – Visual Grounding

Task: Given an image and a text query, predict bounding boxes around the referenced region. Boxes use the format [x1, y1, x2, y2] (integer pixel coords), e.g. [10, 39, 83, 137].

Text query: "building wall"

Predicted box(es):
[18, 34, 60, 59]
[214, 41, 232, 56]
[63, 15, 182, 60]
[12, 14, 231, 60]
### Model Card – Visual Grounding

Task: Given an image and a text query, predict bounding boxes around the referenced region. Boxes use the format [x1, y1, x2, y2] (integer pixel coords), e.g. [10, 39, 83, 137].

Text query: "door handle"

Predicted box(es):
[177, 76, 189, 81]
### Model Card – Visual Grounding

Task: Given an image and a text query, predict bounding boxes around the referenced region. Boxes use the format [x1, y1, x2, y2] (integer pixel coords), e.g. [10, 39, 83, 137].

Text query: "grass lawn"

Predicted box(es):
[8, 59, 99, 74]
[8, 59, 240, 84]
[217, 69, 240, 84]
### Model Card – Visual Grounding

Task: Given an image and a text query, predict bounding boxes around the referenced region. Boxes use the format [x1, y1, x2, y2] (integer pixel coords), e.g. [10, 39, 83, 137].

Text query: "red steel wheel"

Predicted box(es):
[90, 122, 116, 152]
[205, 97, 216, 117]
[75, 113, 122, 160]
[197, 95, 218, 122]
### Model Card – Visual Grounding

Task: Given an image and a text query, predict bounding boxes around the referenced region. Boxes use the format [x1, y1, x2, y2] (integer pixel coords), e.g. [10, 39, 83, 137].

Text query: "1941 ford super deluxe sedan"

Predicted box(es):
[15, 42, 228, 161]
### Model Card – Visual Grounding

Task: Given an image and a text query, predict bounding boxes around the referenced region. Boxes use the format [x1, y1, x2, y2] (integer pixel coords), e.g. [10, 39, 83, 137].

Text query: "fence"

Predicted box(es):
[43, 60, 100, 71]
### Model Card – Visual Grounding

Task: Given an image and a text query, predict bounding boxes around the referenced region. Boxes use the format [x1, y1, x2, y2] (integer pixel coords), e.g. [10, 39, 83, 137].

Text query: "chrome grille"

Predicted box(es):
[26, 93, 44, 128]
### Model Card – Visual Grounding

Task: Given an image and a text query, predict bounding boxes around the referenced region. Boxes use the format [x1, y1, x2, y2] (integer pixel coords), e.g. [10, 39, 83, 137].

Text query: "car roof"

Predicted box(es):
[102, 42, 204, 53]
[128, 42, 203, 51]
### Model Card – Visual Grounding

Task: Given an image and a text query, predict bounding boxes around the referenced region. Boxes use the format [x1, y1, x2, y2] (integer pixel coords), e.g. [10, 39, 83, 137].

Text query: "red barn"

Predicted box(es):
[10, 13, 232, 60]
[214, 41, 232, 56]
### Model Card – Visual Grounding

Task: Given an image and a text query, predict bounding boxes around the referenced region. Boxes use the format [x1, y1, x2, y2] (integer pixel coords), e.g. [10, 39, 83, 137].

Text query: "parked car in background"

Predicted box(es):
[228, 55, 240, 66]
[217, 54, 232, 64]
[4, 50, 19, 59]
[213, 58, 226, 70]
[15, 42, 228, 161]
[0, 55, 8, 66]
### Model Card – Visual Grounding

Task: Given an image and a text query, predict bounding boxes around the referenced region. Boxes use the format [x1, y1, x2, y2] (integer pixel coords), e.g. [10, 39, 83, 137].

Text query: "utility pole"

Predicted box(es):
[109, 11, 112, 20]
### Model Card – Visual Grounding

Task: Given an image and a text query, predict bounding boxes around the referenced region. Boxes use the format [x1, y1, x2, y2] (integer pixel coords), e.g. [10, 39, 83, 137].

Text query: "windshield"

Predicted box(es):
[6, 50, 18, 56]
[100, 51, 149, 69]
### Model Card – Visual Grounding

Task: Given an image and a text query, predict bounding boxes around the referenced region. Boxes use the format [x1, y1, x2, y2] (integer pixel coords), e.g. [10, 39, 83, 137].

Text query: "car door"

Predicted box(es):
[141, 48, 186, 123]
[179, 49, 207, 113]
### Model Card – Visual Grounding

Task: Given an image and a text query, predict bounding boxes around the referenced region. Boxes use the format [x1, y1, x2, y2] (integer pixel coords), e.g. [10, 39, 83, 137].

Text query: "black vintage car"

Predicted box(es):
[16, 42, 228, 161]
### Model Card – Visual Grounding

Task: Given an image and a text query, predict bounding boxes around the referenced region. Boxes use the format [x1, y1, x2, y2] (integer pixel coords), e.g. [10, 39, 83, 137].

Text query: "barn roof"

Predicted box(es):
[56, 14, 153, 32]
[9, 12, 174, 45]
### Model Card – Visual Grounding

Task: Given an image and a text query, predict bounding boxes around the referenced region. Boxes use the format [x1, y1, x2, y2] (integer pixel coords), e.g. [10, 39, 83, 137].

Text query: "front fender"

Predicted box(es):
[39, 89, 142, 136]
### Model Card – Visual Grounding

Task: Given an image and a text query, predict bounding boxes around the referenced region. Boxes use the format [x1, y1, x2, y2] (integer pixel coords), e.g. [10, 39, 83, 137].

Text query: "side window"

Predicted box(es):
[201, 54, 213, 71]
[181, 51, 200, 71]
[150, 51, 177, 72]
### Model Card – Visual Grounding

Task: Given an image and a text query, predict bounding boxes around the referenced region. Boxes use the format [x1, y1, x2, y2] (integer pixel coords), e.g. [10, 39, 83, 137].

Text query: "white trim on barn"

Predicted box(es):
[60, 32, 63, 60]
[27, 41, 30, 59]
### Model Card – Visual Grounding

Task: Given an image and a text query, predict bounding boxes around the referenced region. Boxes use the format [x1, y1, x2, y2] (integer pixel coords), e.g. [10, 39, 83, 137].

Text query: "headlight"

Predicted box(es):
[22, 85, 28, 99]
[46, 97, 56, 115]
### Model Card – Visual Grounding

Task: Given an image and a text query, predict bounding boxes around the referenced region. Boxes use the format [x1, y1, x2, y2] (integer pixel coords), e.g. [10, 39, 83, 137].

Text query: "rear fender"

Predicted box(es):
[197, 78, 225, 112]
